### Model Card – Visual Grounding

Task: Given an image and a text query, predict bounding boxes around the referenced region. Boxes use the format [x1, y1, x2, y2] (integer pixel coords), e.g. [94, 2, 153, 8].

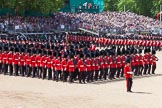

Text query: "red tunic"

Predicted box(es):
[152, 55, 157, 65]
[78, 59, 86, 72]
[85, 58, 92, 71]
[36, 55, 41, 67]
[46, 57, 52, 68]
[143, 54, 149, 65]
[30, 55, 36, 67]
[41, 56, 47, 68]
[124, 65, 132, 78]
[100, 57, 105, 69]
[109, 57, 116, 68]
[55, 58, 61, 71]
[66, 60, 75, 72]
[12, 53, 19, 65]
[134, 55, 139, 66]
[116, 56, 122, 68]
[61, 58, 67, 71]
[139, 55, 143, 66]
[7, 53, 13, 64]
[24, 54, 30, 65]
[94, 58, 100, 70]
[0, 53, 2, 63]
[19, 54, 25, 66]
[121, 55, 126, 67]
[104, 56, 109, 69]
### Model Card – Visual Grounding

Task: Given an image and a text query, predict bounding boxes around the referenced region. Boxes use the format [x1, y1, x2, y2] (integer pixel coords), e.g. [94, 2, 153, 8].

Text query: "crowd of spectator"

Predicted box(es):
[0, 12, 161, 34]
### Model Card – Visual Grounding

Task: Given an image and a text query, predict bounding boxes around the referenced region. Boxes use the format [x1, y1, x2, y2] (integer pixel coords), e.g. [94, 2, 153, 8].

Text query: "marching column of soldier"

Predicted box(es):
[0, 33, 159, 84]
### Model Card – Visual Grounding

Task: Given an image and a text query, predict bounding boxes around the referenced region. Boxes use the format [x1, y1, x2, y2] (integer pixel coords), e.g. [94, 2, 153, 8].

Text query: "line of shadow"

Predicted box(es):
[131, 91, 152, 94]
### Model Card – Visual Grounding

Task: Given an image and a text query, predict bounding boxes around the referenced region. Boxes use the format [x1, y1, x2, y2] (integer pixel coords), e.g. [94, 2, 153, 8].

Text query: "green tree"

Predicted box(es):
[0, 0, 64, 14]
[151, 0, 162, 18]
[104, 0, 119, 11]
[117, 0, 136, 12]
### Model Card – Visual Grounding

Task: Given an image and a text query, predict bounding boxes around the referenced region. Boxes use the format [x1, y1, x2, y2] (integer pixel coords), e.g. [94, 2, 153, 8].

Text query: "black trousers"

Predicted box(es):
[62, 70, 68, 82]
[32, 67, 37, 78]
[116, 67, 121, 78]
[25, 65, 29, 76]
[79, 71, 86, 83]
[134, 65, 138, 76]
[14, 64, 19, 76]
[42, 67, 47, 79]
[47, 68, 52, 80]
[27, 66, 32, 77]
[143, 64, 148, 75]
[86, 71, 90, 82]
[103, 68, 108, 80]
[37, 66, 42, 78]
[121, 66, 124, 77]
[139, 65, 143, 75]
[0, 63, 2, 73]
[55, 70, 61, 81]
[109, 68, 116, 79]
[99, 68, 105, 80]
[126, 78, 133, 92]
[20, 65, 25, 76]
[90, 70, 94, 81]
[69, 72, 74, 82]
[74, 68, 79, 80]
[8, 64, 13, 75]
[3, 63, 8, 75]
[111, 68, 116, 79]
[94, 70, 99, 81]
[148, 64, 151, 74]
[152, 65, 156, 74]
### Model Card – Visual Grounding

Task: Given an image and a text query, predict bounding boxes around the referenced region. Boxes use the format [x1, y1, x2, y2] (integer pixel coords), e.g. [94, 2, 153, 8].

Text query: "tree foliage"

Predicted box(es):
[104, 0, 162, 18]
[0, 0, 64, 14]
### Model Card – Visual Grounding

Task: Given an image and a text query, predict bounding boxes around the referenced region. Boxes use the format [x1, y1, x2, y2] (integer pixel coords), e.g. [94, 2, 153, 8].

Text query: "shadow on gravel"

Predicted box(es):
[90, 74, 162, 85]
[131, 92, 152, 94]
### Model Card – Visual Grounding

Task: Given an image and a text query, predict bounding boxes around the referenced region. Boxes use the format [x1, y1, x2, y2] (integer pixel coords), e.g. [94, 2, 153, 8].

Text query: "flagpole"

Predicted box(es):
[124, 0, 126, 12]
[160, 5, 162, 28]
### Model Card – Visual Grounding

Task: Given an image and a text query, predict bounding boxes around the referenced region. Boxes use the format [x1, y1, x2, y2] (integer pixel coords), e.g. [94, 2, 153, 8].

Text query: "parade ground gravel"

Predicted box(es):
[0, 51, 162, 108]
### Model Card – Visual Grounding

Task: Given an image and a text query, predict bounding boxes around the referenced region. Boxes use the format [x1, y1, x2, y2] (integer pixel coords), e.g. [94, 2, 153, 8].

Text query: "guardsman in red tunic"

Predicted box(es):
[61, 54, 68, 82]
[51, 55, 56, 81]
[46, 51, 52, 80]
[2, 50, 8, 75]
[103, 54, 109, 80]
[66, 54, 75, 83]
[0, 50, 3, 73]
[147, 48, 152, 74]
[121, 49, 126, 77]
[99, 51, 105, 80]
[133, 49, 138, 76]
[19, 49, 25, 76]
[108, 51, 116, 80]
[85, 54, 92, 82]
[143, 48, 149, 75]
[151, 49, 158, 74]
[138, 49, 143, 75]
[94, 53, 100, 81]
[24, 51, 30, 77]
[7, 49, 13, 75]
[41, 51, 47, 79]
[116, 50, 122, 78]
[77, 53, 86, 84]
[12, 49, 19, 76]
[73, 54, 79, 81]
[55, 53, 62, 82]
[35, 50, 42, 78]
[124, 57, 133, 92]
[91, 54, 95, 82]
[30, 53, 37, 78]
